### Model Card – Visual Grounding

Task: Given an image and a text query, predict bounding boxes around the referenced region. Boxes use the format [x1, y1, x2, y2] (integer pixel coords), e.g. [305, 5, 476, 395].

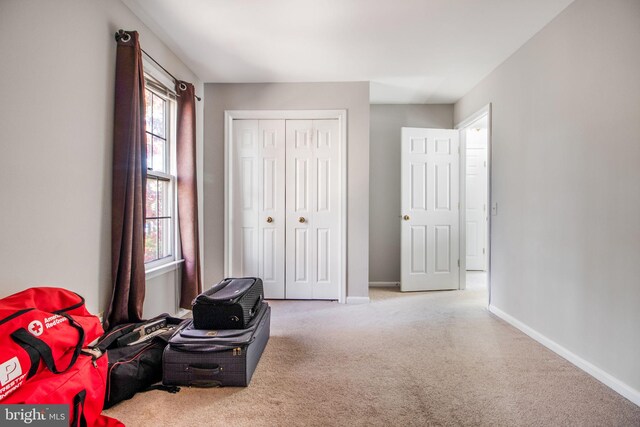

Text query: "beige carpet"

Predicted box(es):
[104, 274, 640, 426]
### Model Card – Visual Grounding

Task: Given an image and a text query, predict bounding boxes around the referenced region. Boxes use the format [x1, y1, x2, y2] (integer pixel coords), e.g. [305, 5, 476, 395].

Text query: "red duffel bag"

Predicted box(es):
[3, 352, 123, 427]
[0, 287, 104, 401]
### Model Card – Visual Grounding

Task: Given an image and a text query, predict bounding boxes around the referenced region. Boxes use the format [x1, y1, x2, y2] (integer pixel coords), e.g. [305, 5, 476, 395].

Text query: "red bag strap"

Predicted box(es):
[10, 313, 85, 375]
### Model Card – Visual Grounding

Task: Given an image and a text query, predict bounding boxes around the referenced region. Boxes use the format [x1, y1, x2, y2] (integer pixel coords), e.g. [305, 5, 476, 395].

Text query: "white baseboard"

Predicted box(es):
[346, 296, 370, 304]
[369, 281, 400, 288]
[489, 304, 640, 407]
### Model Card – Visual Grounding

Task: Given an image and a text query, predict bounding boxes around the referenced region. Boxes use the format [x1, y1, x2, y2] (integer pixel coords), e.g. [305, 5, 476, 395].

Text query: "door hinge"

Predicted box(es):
[483, 248, 485, 255]
[457, 259, 460, 267]
[484, 160, 487, 167]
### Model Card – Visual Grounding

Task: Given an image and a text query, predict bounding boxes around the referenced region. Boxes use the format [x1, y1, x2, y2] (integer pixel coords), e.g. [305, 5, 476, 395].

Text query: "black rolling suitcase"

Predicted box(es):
[192, 277, 263, 329]
[163, 302, 270, 387]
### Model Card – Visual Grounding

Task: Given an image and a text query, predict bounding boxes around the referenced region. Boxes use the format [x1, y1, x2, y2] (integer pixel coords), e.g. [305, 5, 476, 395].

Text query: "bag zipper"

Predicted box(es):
[0, 308, 35, 326]
[197, 295, 243, 305]
[198, 279, 254, 304]
[95, 323, 133, 349]
[54, 292, 86, 314]
[172, 335, 256, 353]
[100, 324, 131, 341]
[0, 291, 86, 326]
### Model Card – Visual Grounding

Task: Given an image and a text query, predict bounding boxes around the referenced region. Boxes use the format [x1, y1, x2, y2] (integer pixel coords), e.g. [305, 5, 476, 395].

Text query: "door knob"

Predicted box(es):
[298, 217, 306, 223]
[403, 215, 410, 221]
[266, 216, 273, 223]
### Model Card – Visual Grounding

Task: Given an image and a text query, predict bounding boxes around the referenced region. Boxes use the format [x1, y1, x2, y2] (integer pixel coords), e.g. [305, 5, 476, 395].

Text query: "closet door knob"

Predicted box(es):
[266, 217, 273, 223]
[403, 215, 410, 221]
[298, 217, 306, 223]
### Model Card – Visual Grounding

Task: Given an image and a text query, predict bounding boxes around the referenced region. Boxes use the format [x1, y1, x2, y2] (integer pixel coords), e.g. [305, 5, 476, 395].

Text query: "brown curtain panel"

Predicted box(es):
[105, 30, 147, 329]
[175, 81, 202, 308]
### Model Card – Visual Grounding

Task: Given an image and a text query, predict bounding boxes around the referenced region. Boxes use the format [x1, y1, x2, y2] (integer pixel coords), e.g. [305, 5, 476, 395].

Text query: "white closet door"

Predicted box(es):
[311, 120, 341, 299]
[231, 120, 260, 278]
[258, 120, 286, 298]
[231, 120, 286, 298]
[285, 120, 340, 299]
[400, 127, 460, 291]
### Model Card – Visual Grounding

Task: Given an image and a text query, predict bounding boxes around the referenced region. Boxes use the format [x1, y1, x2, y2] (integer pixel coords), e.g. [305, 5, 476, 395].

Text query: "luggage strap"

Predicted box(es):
[143, 384, 181, 394]
[10, 313, 85, 375]
[249, 295, 263, 317]
[94, 323, 136, 352]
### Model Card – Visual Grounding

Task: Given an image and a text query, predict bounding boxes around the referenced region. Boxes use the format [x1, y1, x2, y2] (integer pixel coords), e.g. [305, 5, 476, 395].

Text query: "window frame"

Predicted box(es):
[142, 68, 181, 275]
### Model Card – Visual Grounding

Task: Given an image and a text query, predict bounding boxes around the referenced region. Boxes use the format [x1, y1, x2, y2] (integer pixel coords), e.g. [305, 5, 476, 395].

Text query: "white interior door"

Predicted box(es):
[465, 128, 487, 271]
[285, 119, 340, 299]
[401, 127, 460, 291]
[230, 119, 286, 298]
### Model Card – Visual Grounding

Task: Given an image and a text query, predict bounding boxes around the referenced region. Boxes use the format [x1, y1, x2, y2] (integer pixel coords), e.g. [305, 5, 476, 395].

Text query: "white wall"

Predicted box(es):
[369, 105, 453, 283]
[455, 0, 640, 396]
[0, 0, 204, 316]
[203, 82, 370, 298]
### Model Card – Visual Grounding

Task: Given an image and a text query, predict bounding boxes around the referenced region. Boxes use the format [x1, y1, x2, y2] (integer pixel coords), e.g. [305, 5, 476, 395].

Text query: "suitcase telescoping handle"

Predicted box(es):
[10, 313, 85, 378]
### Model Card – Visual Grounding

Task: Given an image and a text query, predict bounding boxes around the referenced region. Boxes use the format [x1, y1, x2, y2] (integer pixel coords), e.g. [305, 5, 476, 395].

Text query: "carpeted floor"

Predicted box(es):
[104, 273, 640, 426]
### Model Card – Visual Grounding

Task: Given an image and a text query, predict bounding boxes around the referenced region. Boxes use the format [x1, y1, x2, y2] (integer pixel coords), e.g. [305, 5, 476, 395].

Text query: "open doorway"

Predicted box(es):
[457, 105, 491, 303]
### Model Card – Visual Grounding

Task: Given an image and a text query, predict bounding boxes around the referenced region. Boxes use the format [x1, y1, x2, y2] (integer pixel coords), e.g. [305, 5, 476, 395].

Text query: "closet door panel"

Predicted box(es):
[285, 119, 340, 300]
[286, 120, 315, 299]
[258, 120, 285, 298]
[311, 120, 340, 299]
[231, 120, 259, 278]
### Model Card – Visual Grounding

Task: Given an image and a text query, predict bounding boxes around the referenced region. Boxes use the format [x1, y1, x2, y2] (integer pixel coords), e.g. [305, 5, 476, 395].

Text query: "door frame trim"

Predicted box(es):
[455, 103, 492, 303]
[224, 110, 348, 303]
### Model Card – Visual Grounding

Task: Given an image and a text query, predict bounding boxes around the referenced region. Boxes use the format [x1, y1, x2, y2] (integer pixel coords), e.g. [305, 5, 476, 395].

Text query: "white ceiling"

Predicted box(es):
[124, 0, 573, 104]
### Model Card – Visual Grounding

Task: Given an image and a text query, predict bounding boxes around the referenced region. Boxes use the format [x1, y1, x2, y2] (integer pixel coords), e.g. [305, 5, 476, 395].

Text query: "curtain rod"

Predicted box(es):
[115, 30, 202, 101]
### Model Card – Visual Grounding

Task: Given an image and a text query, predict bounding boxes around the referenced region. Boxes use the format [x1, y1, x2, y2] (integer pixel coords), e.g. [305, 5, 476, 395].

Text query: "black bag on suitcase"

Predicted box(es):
[163, 302, 270, 387]
[192, 277, 264, 330]
[94, 314, 186, 408]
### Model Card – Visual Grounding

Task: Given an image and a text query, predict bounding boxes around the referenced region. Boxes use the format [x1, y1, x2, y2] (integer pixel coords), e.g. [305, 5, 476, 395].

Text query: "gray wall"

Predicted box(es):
[455, 0, 640, 393]
[0, 0, 204, 316]
[369, 105, 453, 283]
[204, 82, 370, 298]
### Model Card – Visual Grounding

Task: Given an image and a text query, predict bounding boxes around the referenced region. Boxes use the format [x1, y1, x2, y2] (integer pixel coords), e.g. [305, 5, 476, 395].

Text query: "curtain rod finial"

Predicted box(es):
[115, 29, 131, 43]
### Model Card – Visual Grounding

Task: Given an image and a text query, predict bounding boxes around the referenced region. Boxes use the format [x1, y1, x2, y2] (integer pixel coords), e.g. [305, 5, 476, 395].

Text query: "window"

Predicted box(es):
[144, 77, 177, 268]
